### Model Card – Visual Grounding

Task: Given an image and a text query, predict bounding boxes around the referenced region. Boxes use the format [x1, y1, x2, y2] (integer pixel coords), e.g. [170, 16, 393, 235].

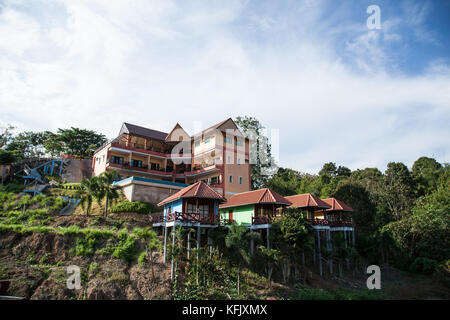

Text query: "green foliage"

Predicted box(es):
[112, 228, 137, 262]
[265, 167, 302, 196]
[290, 285, 384, 300]
[0, 149, 17, 165]
[410, 257, 438, 275]
[234, 116, 276, 189]
[110, 201, 155, 214]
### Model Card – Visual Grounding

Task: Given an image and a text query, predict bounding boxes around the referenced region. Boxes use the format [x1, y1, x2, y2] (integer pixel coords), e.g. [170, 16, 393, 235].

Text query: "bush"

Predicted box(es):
[410, 257, 438, 275]
[110, 201, 155, 214]
[113, 228, 138, 262]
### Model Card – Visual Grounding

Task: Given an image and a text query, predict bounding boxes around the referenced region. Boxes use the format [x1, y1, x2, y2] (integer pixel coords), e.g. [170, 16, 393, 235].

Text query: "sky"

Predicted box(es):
[0, 0, 449, 173]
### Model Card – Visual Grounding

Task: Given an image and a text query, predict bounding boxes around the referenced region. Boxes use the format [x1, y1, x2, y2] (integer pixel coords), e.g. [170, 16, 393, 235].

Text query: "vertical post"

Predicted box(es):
[187, 230, 191, 260]
[352, 229, 355, 247]
[171, 224, 176, 281]
[328, 230, 333, 274]
[313, 232, 316, 264]
[163, 224, 168, 264]
[317, 230, 322, 277]
[250, 238, 254, 255]
[266, 227, 270, 249]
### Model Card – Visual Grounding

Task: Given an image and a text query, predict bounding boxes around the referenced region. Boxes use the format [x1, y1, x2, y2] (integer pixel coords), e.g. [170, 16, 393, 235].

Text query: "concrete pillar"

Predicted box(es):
[250, 238, 255, 255]
[317, 230, 322, 277]
[352, 229, 355, 247]
[187, 230, 191, 260]
[171, 224, 176, 281]
[266, 227, 270, 249]
[163, 224, 168, 264]
[328, 230, 333, 274]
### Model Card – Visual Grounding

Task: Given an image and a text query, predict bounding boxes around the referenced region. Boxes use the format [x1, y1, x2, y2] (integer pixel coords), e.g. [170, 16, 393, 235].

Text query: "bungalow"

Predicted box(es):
[151, 181, 226, 270]
[218, 188, 291, 228]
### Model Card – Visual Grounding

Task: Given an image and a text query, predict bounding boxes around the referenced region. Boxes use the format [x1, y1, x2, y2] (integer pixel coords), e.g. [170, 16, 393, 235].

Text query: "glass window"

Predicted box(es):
[229, 175, 233, 183]
[195, 140, 200, 147]
[224, 137, 232, 144]
[236, 139, 243, 147]
[204, 136, 210, 144]
[239, 176, 242, 184]
[199, 205, 209, 214]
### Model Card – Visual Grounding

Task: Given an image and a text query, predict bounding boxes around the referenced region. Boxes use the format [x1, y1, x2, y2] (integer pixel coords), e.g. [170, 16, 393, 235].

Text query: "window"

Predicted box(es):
[204, 136, 210, 144]
[239, 176, 242, 184]
[227, 156, 231, 164]
[110, 156, 124, 165]
[229, 175, 233, 183]
[224, 136, 232, 144]
[237, 158, 241, 165]
[132, 159, 142, 168]
[187, 203, 195, 213]
[150, 163, 160, 170]
[198, 204, 209, 214]
[195, 140, 200, 148]
[236, 139, 243, 147]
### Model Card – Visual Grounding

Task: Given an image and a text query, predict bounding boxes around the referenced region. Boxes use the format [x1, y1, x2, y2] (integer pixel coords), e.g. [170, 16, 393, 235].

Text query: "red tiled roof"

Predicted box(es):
[219, 188, 291, 209]
[285, 193, 331, 210]
[158, 181, 226, 206]
[321, 198, 353, 212]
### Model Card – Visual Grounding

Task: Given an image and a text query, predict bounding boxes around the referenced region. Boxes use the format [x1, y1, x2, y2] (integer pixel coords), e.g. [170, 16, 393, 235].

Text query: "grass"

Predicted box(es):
[289, 284, 385, 300]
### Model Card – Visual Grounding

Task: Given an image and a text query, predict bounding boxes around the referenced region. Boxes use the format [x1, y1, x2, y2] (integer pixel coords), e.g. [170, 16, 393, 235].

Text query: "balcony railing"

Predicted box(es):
[328, 220, 354, 227]
[308, 218, 329, 226]
[150, 211, 219, 224]
[252, 216, 271, 225]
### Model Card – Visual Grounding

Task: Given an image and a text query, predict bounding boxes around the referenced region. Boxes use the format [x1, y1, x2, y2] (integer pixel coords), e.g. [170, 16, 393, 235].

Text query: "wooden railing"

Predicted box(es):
[252, 216, 270, 225]
[308, 218, 329, 226]
[150, 211, 218, 224]
[328, 220, 354, 227]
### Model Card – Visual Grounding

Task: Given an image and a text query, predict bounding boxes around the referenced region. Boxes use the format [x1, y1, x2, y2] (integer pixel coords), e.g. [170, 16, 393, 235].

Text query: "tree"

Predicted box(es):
[76, 177, 101, 216]
[57, 127, 107, 158]
[319, 162, 337, 177]
[0, 150, 17, 165]
[0, 124, 14, 149]
[225, 223, 260, 296]
[412, 157, 443, 196]
[257, 246, 280, 287]
[97, 170, 121, 218]
[265, 167, 302, 196]
[134, 228, 161, 281]
[6, 131, 46, 159]
[42, 131, 65, 157]
[380, 162, 416, 220]
[234, 116, 276, 189]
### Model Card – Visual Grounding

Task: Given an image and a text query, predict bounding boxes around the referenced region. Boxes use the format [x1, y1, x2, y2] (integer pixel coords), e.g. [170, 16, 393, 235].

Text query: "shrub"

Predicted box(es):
[113, 229, 137, 262]
[138, 251, 148, 266]
[110, 201, 155, 214]
[410, 257, 438, 275]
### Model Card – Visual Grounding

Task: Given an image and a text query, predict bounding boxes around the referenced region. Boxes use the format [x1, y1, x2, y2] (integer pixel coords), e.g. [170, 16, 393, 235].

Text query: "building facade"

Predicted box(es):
[92, 118, 252, 202]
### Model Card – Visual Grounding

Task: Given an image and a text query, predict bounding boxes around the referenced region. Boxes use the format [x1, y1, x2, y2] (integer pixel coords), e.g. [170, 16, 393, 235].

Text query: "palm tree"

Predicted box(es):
[76, 177, 101, 216]
[98, 170, 120, 218]
[225, 223, 260, 296]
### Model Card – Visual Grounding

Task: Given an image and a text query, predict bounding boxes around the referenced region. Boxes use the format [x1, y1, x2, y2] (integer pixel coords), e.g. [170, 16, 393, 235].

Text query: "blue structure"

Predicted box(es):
[22, 159, 68, 196]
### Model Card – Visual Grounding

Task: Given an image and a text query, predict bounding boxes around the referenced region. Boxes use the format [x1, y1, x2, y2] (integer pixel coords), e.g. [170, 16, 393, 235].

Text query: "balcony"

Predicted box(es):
[328, 220, 354, 227]
[107, 161, 171, 176]
[150, 211, 219, 224]
[308, 218, 329, 226]
[252, 216, 271, 225]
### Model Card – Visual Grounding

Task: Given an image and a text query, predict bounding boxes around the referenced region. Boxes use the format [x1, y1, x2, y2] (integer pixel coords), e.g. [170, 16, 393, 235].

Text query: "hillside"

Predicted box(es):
[1, 206, 448, 300]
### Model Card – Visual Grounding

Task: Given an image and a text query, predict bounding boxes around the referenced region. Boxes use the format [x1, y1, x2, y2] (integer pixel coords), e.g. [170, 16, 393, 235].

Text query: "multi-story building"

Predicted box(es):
[92, 118, 251, 203]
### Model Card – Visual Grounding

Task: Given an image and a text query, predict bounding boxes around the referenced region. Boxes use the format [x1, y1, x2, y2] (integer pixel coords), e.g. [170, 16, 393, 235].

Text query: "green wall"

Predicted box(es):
[220, 204, 255, 225]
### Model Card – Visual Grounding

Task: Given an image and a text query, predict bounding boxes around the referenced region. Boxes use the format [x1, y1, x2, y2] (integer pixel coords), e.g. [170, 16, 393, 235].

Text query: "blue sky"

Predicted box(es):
[0, 0, 449, 173]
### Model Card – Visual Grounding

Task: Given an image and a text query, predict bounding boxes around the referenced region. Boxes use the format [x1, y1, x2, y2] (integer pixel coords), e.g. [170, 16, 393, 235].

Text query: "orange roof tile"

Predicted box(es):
[219, 188, 291, 209]
[321, 198, 353, 212]
[158, 181, 226, 206]
[285, 193, 332, 210]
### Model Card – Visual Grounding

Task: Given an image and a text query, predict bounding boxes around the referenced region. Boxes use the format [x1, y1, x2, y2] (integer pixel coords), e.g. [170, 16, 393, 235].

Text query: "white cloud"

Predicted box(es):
[0, 0, 448, 173]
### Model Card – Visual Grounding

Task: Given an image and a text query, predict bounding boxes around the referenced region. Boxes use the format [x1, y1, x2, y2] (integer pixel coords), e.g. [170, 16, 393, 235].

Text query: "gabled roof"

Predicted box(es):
[119, 122, 168, 141]
[321, 198, 353, 212]
[219, 188, 291, 209]
[285, 193, 332, 210]
[158, 181, 226, 206]
[165, 123, 190, 142]
[193, 118, 244, 138]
